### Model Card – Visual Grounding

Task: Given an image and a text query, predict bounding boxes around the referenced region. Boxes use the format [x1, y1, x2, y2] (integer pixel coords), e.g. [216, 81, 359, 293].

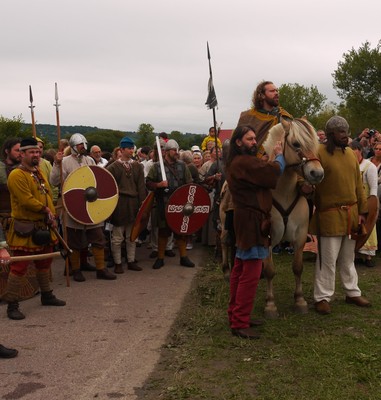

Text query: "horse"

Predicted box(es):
[261, 118, 324, 317]
[220, 118, 324, 317]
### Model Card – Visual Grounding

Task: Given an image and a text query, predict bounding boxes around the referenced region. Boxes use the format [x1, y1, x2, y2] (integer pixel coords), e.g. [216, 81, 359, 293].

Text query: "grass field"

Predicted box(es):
[138, 251, 381, 400]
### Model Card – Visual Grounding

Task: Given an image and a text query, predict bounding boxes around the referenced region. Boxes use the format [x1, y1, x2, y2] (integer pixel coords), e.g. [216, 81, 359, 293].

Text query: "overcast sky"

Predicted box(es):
[1, 0, 380, 135]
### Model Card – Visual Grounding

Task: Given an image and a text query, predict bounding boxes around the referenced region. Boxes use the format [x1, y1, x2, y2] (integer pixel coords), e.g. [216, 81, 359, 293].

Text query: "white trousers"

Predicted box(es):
[314, 236, 361, 303]
[111, 223, 136, 264]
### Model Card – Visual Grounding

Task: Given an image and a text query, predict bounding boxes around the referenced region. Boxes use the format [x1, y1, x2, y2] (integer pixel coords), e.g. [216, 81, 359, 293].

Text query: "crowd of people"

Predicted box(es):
[1, 80, 379, 352]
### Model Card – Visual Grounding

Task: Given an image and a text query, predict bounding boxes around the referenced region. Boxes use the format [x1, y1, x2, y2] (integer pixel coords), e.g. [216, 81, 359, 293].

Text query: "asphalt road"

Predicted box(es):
[0, 243, 206, 400]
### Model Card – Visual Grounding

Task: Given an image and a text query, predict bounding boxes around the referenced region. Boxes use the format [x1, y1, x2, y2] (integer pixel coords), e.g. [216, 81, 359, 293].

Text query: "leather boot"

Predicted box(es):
[7, 302, 25, 320]
[127, 262, 142, 271]
[180, 256, 195, 268]
[73, 269, 86, 282]
[0, 344, 18, 359]
[96, 268, 117, 280]
[114, 263, 124, 274]
[41, 291, 66, 306]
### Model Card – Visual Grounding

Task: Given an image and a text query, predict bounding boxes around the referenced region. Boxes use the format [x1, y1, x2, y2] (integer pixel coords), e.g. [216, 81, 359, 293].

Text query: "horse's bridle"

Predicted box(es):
[283, 130, 322, 181]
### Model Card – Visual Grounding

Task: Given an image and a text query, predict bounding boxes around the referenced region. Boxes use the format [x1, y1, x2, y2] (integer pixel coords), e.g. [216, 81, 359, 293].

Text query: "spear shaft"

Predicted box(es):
[206, 42, 219, 170]
[29, 85, 37, 138]
[53, 83, 70, 287]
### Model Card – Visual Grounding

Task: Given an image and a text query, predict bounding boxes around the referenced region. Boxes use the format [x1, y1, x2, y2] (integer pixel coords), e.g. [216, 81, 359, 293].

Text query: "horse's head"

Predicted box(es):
[263, 118, 324, 185]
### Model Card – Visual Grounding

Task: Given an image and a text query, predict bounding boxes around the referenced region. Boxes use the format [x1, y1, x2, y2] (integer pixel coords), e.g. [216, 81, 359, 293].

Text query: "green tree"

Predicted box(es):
[86, 130, 125, 153]
[332, 40, 381, 133]
[279, 83, 327, 119]
[0, 115, 28, 144]
[136, 123, 155, 148]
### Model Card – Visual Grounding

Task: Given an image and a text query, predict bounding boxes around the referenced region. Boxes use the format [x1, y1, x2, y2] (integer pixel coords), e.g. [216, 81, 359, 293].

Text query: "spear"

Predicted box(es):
[54, 82, 61, 149]
[205, 42, 219, 170]
[29, 85, 37, 138]
[53, 83, 71, 287]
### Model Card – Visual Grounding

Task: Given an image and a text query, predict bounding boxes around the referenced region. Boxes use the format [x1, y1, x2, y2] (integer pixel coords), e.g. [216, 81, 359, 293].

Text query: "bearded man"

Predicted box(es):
[309, 116, 371, 315]
[146, 139, 194, 270]
[237, 81, 292, 152]
[0, 138, 21, 231]
[225, 125, 285, 339]
[2, 137, 65, 320]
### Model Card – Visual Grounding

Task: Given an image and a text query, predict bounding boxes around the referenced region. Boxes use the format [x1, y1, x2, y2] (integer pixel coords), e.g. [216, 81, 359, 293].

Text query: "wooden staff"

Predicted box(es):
[54, 83, 71, 286]
[29, 85, 37, 139]
[10, 252, 62, 262]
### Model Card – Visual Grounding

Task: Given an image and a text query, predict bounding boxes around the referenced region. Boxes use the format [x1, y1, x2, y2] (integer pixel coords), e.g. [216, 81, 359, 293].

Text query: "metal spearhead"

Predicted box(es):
[29, 85, 34, 109]
[54, 82, 60, 110]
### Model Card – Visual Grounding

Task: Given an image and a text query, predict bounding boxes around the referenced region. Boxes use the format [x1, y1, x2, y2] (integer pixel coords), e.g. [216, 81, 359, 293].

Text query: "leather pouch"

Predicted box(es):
[13, 220, 35, 237]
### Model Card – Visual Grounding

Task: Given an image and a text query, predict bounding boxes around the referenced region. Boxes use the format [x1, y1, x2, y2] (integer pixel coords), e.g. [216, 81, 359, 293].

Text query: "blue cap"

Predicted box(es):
[120, 136, 135, 149]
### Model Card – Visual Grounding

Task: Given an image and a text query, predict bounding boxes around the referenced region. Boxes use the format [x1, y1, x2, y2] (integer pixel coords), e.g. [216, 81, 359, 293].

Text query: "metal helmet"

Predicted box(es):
[69, 133, 88, 154]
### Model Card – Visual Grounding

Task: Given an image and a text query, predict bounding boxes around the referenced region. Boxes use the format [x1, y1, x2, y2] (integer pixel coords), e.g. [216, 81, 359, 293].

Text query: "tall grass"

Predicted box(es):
[139, 252, 381, 400]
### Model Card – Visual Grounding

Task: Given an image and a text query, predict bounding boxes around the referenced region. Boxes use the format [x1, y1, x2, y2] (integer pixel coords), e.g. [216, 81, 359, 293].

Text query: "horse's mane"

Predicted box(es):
[263, 118, 318, 154]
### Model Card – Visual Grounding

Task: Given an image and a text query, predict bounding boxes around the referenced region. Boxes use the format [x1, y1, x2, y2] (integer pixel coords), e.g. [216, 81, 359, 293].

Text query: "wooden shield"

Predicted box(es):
[355, 195, 379, 251]
[165, 183, 211, 235]
[62, 165, 119, 225]
[130, 191, 155, 242]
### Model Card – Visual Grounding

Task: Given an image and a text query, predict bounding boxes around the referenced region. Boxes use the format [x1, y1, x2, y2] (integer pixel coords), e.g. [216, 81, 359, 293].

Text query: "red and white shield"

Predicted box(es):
[165, 183, 211, 235]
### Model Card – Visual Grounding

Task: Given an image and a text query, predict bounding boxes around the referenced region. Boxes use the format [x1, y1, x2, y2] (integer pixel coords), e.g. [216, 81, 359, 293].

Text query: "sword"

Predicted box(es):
[155, 136, 169, 193]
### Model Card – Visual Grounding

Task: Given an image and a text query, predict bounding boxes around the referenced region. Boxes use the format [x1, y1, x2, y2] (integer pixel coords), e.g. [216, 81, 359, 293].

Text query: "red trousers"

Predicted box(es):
[228, 257, 262, 329]
[10, 247, 53, 276]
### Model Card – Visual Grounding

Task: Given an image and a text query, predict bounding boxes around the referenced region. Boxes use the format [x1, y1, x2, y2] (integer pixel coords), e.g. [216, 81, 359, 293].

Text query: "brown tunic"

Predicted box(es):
[226, 154, 281, 250]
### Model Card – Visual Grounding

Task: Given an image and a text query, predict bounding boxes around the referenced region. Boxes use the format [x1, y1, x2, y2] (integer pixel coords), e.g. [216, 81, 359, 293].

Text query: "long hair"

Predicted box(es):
[252, 80, 273, 109]
[1, 137, 21, 161]
[226, 125, 255, 169]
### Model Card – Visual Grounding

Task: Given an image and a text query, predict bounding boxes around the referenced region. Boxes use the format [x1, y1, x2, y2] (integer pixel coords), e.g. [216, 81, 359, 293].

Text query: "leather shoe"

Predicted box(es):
[0, 344, 18, 359]
[127, 262, 142, 271]
[96, 268, 117, 280]
[149, 251, 158, 259]
[73, 270, 86, 282]
[250, 319, 264, 327]
[315, 300, 331, 315]
[80, 262, 96, 271]
[113, 263, 124, 274]
[7, 302, 25, 320]
[41, 291, 66, 306]
[165, 250, 176, 257]
[231, 327, 260, 339]
[345, 296, 371, 307]
[180, 256, 195, 268]
[152, 258, 164, 270]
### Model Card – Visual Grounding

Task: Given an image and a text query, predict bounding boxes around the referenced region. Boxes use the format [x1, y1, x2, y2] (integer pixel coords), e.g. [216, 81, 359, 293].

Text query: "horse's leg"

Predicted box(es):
[292, 245, 308, 314]
[263, 254, 279, 319]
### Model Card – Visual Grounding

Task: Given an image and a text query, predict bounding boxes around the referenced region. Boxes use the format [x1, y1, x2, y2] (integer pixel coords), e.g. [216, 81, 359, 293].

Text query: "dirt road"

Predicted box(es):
[0, 244, 207, 400]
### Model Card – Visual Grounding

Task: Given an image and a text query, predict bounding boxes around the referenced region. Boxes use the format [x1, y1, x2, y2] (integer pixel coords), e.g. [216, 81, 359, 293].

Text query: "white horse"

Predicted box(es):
[262, 118, 324, 317]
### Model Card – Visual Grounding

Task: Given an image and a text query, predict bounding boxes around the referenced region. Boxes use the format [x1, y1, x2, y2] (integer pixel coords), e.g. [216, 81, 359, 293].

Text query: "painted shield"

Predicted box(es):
[355, 195, 379, 251]
[62, 165, 119, 225]
[130, 191, 155, 242]
[165, 183, 211, 235]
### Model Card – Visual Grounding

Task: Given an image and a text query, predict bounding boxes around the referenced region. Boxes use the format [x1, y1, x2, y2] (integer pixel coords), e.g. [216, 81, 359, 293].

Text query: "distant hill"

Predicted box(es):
[22, 123, 135, 144]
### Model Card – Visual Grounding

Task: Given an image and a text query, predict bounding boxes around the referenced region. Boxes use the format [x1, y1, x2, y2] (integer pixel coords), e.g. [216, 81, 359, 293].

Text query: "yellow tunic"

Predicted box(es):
[7, 167, 57, 251]
[309, 145, 368, 236]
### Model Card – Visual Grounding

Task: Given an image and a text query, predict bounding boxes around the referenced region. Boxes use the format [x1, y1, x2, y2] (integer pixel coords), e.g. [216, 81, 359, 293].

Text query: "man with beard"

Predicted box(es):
[0, 138, 21, 231]
[146, 139, 194, 270]
[50, 133, 116, 282]
[237, 81, 292, 155]
[309, 116, 370, 315]
[225, 125, 284, 339]
[2, 137, 65, 320]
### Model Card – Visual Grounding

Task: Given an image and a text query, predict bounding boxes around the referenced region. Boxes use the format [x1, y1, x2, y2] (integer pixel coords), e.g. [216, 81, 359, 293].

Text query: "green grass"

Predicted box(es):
[138, 252, 381, 400]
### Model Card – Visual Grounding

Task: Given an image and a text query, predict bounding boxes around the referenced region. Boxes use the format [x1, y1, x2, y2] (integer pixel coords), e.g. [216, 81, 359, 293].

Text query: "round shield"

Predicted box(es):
[62, 165, 119, 225]
[165, 183, 211, 235]
[130, 191, 155, 242]
[355, 195, 379, 251]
